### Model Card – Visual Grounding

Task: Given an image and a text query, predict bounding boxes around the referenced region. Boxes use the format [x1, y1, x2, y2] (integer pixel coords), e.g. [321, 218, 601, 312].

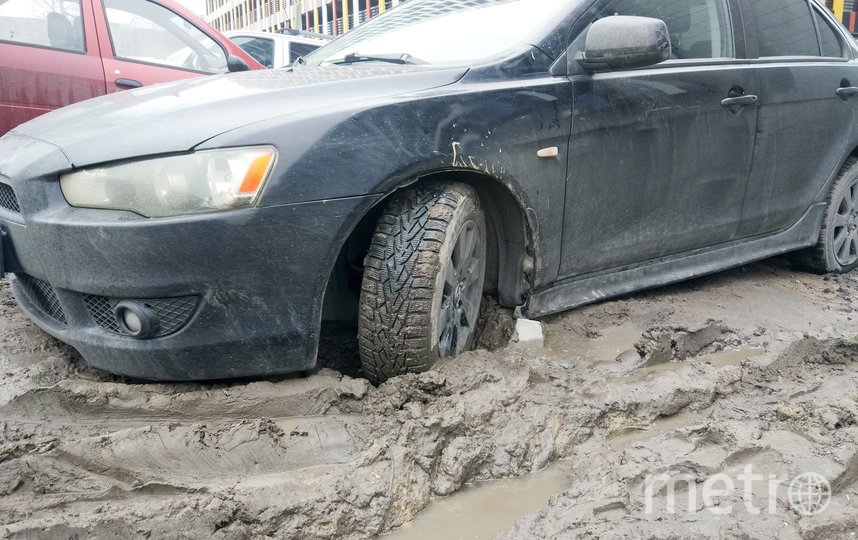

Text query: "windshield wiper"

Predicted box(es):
[333, 52, 427, 65]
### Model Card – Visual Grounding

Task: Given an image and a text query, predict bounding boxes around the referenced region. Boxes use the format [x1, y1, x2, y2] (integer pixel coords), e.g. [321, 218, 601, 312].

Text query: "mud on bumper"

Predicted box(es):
[0, 140, 372, 380]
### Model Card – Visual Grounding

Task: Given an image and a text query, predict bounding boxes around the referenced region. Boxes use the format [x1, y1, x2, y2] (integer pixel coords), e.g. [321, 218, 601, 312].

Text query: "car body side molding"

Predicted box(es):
[527, 203, 826, 318]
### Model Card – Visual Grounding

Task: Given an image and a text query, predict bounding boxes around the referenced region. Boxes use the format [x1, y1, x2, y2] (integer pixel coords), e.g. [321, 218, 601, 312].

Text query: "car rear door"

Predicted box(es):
[92, 0, 229, 92]
[735, 0, 858, 237]
[559, 0, 759, 278]
[0, 0, 106, 135]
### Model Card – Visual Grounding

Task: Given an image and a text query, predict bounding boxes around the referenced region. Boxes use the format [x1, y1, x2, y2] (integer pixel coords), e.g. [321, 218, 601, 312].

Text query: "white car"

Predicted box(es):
[226, 30, 329, 68]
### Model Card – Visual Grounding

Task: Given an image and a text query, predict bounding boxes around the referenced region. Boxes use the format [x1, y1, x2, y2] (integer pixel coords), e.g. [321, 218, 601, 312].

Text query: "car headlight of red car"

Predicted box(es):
[60, 146, 277, 218]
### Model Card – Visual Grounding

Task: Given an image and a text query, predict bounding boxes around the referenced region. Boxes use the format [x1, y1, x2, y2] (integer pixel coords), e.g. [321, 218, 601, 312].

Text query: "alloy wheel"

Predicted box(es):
[833, 178, 858, 266]
[438, 221, 484, 357]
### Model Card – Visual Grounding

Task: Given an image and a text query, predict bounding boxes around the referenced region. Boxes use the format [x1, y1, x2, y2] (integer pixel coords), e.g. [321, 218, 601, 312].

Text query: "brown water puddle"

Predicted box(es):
[628, 346, 765, 381]
[383, 461, 572, 540]
[547, 322, 644, 365]
[608, 413, 702, 451]
[694, 346, 764, 368]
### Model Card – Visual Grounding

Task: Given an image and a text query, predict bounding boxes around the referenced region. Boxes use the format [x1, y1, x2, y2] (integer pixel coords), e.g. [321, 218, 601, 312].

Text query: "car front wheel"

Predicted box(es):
[358, 182, 487, 384]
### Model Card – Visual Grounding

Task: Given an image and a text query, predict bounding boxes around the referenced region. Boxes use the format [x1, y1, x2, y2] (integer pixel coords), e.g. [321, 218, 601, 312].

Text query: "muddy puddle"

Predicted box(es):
[546, 322, 643, 365]
[383, 461, 572, 540]
[694, 345, 764, 368]
[608, 412, 702, 451]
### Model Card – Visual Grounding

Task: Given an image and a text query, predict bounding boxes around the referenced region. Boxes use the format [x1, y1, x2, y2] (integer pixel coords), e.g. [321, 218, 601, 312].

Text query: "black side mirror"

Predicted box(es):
[582, 16, 671, 71]
[227, 55, 250, 73]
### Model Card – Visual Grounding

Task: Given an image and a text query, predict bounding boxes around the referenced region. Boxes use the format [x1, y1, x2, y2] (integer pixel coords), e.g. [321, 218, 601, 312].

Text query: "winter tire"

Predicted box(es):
[358, 182, 487, 384]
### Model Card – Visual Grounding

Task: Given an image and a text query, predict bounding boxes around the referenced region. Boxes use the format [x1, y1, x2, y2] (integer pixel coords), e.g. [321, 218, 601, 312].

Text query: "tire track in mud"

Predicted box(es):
[1, 262, 858, 539]
[0, 324, 748, 537]
[501, 336, 858, 540]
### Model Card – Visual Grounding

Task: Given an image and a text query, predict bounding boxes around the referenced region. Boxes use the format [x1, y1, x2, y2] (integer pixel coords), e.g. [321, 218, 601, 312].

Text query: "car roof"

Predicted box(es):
[225, 30, 328, 45]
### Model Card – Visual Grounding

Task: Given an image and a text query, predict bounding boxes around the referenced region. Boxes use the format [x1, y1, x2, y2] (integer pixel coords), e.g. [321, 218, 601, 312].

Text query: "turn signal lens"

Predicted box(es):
[237, 153, 276, 196]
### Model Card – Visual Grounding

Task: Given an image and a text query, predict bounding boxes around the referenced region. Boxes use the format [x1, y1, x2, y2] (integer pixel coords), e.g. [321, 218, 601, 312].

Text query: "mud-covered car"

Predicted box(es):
[1, 0, 857, 382]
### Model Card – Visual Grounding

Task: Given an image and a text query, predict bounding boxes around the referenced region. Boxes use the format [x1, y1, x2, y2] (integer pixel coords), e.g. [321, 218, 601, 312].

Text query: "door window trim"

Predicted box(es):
[0, 39, 90, 56]
[99, 0, 229, 74]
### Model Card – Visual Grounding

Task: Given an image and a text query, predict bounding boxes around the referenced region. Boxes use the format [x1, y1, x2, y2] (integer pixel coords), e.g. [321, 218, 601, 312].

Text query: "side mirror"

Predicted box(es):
[582, 16, 671, 71]
[227, 55, 250, 73]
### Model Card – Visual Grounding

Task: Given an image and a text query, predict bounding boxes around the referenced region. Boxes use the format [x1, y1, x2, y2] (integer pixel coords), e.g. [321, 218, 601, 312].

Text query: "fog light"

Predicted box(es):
[114, 301, 160, 339]
[123, 309, 142, 334]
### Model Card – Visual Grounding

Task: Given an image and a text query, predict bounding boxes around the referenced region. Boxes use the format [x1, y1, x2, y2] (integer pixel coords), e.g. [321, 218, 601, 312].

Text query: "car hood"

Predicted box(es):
[12, 65, 468, 168]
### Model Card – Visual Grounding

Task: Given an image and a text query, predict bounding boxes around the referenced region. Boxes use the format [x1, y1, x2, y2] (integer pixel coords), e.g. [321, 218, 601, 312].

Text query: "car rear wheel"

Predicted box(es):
[358, 182, 487, 384]
[792, 157, 858, 274]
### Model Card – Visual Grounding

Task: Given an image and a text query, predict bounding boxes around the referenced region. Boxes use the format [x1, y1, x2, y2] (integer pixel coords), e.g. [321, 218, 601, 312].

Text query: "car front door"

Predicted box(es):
[735, 0, 858, 237]
[559, 0, 759, 278]
[92, 0, 228, 92]
[0, 0, 106, 135]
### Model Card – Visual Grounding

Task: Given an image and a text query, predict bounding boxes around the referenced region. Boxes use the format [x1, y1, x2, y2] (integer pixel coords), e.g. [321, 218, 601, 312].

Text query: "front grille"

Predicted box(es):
[0, 182, 20, 213]
[83, 294, 198, 337]
[15, 274, 67, 325]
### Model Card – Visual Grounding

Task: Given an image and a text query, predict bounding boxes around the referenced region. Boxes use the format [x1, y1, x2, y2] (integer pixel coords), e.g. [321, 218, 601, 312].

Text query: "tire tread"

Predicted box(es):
[358, 182, 481, 384]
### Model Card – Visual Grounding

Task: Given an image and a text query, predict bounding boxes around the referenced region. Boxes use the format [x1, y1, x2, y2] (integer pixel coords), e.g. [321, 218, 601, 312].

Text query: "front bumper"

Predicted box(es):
[0, 133, 371, 380]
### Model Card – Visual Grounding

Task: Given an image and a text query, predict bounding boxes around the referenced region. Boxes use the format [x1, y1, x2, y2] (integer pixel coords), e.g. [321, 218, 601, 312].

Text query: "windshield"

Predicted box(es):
[305, 0, 569, 66]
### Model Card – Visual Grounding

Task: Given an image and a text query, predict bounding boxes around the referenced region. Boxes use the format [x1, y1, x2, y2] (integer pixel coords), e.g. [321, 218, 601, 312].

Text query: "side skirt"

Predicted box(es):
[527, 204, 825, 318]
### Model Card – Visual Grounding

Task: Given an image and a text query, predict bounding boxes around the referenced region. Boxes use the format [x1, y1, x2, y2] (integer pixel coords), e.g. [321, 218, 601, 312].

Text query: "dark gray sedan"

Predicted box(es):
[0, 0, 856, 382]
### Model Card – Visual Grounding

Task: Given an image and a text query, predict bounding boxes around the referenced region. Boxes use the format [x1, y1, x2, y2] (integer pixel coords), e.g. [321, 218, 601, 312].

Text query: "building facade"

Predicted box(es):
[825, 0, 858, 33]
[206, 0, 406, 35]
[207, 0, 858, 37]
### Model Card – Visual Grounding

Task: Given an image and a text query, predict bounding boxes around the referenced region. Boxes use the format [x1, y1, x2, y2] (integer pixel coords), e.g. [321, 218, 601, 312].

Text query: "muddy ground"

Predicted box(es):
[1, 258, 857, 539]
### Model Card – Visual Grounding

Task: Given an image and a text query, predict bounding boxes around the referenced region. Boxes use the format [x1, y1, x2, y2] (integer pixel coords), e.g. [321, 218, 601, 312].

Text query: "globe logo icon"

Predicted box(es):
[788, 473, 831, 516]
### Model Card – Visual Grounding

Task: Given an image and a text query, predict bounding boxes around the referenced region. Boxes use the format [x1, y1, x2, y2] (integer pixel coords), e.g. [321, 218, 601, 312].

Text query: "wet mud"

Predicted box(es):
[1, 259, 857, 539]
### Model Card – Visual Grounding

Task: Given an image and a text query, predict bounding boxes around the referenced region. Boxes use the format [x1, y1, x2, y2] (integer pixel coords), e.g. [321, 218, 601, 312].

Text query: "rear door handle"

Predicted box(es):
[836, 86, 858, 100]
[115, 78, 143, 89]
[721, 95, 758, 107]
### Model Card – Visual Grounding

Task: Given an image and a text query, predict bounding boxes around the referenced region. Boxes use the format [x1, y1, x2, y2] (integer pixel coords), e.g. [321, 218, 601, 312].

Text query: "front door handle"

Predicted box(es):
[836, 86, 858, 100]
[115, 78, 143, 89]
[721, 95, 758, 107]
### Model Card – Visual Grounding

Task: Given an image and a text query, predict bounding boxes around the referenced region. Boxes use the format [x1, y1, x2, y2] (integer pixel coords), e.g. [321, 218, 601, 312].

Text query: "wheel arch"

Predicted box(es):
[818, 144, 858, 202]
[320, 169, 536, 324]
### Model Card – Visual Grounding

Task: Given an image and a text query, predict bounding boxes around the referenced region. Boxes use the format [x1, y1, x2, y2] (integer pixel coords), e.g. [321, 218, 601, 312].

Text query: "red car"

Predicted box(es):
[0, 0, 263, 135]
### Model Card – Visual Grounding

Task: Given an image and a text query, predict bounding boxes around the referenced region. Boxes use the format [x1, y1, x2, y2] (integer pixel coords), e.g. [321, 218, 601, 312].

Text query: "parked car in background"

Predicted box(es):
[226, 29, 330, 68]
[0, 0, 263, 135]
[1, 0, 857, 384]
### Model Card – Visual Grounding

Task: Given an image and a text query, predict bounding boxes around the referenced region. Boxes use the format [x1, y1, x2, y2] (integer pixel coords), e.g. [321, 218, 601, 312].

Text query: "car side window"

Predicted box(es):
[0, 0, 85, 53]
[748, 0, 819, 57]
[103, 0, 227, 73]
[289, 42, 320, 63]
[232, 35, 275, 68]
[814, 9, 844, 58]
[599, 0, 734, 60]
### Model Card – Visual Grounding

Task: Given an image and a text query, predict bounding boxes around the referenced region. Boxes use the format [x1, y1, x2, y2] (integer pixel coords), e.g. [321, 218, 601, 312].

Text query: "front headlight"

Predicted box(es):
[60, 146, 277, 218]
